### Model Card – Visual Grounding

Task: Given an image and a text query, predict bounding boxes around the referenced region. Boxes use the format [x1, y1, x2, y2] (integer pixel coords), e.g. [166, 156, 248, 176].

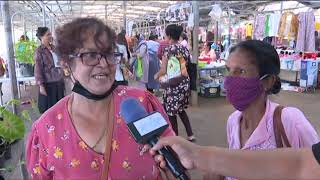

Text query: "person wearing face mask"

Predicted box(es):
[146, 40, 320, 180]
[26, 18, 175, 180]
[34, 27, 65, 113]
[206, 40, 319, 180]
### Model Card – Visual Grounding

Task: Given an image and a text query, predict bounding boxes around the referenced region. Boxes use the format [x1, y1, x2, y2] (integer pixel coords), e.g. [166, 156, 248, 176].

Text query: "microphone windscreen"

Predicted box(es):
[120, 98, 148, 124]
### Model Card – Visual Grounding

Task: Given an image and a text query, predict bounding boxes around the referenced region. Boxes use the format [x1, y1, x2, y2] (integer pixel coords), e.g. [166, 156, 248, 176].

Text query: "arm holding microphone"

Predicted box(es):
[150, 136, 320, 180]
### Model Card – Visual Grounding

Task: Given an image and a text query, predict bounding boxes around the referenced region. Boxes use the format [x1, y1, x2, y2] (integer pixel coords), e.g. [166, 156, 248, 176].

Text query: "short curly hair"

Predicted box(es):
[55, 17, 116, 64]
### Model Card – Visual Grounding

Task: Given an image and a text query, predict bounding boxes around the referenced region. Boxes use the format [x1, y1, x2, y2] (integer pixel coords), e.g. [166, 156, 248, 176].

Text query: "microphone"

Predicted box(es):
[120, 98, 189, 180]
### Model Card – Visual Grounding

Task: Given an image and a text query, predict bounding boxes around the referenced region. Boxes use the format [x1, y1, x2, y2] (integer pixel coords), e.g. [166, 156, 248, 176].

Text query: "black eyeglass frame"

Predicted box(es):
[68, 51, 123, 66]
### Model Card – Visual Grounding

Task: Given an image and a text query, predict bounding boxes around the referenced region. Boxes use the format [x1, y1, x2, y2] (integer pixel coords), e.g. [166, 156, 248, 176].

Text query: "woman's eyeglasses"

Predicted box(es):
[69, 52, 123, 66]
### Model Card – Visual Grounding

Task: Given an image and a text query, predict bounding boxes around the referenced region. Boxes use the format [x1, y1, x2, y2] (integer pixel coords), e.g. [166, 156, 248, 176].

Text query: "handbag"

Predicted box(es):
[159, 53, 189, 88]
[273, 105, 291, 148]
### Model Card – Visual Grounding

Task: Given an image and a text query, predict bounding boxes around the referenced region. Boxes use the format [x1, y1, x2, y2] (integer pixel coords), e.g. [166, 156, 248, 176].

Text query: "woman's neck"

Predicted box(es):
[42, 42, 51, 49]
[241, 96, 267, 129]
[71, 93, 112, 122]
[170, 40, 179, 45]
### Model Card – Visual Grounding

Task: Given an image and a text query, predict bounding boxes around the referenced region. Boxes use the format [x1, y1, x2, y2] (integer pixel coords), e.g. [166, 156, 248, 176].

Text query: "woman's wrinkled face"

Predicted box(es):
[226, 49, 259, 78]
[71, 32, 116, 95]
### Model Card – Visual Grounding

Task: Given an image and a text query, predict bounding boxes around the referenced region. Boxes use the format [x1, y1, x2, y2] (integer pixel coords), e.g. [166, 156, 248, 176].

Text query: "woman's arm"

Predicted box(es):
[34, 48, 45, 86]
[200, 147, 320, 179]
[151, 136, 320, 180]
[154, 55, 167, 80]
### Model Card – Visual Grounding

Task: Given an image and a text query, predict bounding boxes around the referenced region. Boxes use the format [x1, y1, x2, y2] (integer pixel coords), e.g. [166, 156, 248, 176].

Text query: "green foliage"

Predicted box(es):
[0, 99, 39, 144]
[14, 40, 38, 65]
[0, 108, 25, 144]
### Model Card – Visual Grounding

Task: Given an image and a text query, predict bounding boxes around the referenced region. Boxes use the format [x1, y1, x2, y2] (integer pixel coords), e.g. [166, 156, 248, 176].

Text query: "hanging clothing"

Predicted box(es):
[146, 40, 160, 90]
[316, 21, 320, 31]
[290, 14, 299, 40]
[278, 12, 299, 40]
[265, 14, 270, 37]
[253, 15, 266, 40]
[245, 23, 253, 38]
[296, 12, 315, 52]
[268, 13, 281, 37]
[278, 12, 291, 38]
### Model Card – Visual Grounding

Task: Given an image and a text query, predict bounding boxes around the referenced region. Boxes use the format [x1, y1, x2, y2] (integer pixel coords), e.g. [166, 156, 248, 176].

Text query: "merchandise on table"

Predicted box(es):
[198, 66, 226, 98]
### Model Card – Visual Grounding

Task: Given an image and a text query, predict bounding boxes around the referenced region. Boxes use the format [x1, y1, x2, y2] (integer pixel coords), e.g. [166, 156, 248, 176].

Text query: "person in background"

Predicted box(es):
[200, 41, 217, 62]
[155, 24, 196, 142]
[157, 35, 170, 60]
[26, 17, 175, 180]
[180, 33, 189, 50]
[145, 34, 160, 93]
[34, 27, 64, 113]
[115, 32, 131, 86]
[206, 40, 319, 180]
[131, 35, 149, 90]
[117, 30, 131, 61]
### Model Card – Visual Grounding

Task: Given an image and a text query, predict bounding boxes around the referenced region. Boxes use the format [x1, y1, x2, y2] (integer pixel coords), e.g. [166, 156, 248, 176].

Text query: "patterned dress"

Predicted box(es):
[162, 44, 191, 116]
[26, 86, 175, 180]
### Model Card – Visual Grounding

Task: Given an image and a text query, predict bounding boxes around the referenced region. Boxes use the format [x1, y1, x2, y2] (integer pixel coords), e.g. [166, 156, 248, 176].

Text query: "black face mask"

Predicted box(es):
[72, 81, 118, 101]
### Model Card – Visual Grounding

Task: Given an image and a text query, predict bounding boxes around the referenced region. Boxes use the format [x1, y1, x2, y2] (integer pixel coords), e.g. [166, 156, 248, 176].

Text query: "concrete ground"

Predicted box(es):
[1, 80, 320, 180]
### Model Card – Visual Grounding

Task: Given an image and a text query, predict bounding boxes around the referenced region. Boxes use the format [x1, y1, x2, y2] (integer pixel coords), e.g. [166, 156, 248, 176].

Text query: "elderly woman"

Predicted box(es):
[34, 27, 64, 113]
[26, 17, 175, 180]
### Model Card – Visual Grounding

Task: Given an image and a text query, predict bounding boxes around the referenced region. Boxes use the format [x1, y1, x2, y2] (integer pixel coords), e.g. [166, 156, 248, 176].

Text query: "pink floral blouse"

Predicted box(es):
[26, 86, 175, 180]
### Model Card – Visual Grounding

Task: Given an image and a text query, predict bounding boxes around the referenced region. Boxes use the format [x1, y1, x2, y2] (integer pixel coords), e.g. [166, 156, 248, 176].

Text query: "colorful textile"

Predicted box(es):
[26, 86, 175, 180]
[265, 14, 270, 37]
[245, 23, 253, 38]
[162, 44, 191, 116]
[253, 15, 266, 40]
[296, 12, 315, 52]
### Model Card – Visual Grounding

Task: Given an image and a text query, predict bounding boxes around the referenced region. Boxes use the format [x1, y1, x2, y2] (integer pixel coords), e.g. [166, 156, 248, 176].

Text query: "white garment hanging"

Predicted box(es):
[268, 13, 281, 37]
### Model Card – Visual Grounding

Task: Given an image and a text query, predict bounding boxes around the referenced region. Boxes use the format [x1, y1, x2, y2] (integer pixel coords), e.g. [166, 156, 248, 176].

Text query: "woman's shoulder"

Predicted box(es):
[281, 106, 308, 125]
[277, 105, 319, 146]
[32, 96, 70, 130]
[227, 110, 241, 127]
[115, 85, 151, 98]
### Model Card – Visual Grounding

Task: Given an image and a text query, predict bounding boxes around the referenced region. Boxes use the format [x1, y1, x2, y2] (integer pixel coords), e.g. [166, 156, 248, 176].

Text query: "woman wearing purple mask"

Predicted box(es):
[205, 40, 319, 180]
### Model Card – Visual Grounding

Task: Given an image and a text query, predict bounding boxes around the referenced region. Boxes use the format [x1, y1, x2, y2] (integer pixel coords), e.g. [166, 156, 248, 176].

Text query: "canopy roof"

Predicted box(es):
[1, 1, 320, 33]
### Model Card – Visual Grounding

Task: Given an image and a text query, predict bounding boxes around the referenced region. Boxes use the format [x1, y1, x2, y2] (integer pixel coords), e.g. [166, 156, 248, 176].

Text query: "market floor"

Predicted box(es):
[2, 82, 320, 180]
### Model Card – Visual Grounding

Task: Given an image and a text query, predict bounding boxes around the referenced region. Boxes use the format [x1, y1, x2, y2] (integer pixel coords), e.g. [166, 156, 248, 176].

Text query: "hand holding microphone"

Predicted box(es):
[120, 98, 190, 180]
[147, 136, 201, 170]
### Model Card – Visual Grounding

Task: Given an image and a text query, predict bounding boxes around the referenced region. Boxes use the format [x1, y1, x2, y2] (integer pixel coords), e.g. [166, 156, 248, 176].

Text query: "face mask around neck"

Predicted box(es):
[72, 80, 118, 101]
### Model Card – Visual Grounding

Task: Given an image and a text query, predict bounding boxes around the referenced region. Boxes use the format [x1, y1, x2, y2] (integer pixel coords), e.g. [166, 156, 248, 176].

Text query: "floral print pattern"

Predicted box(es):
[163, 44, 191, 116]
[26, 86, 174, 180]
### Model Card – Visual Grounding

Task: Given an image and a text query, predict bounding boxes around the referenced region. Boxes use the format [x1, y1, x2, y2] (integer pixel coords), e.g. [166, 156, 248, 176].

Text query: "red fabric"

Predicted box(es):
[157, 40, 169, 60]
[26, 86, 175, 180]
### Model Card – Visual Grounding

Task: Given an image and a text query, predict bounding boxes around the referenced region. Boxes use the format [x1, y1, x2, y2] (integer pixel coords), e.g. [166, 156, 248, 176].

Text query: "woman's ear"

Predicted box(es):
[262, 75, 276, 92]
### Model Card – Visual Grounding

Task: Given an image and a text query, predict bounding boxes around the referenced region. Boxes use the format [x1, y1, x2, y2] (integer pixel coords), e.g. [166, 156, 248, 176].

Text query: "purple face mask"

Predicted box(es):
[224, 76, 266, 111]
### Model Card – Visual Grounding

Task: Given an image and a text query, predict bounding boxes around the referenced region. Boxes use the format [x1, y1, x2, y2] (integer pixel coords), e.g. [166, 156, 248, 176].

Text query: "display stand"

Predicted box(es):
[198, 65, 226, 98]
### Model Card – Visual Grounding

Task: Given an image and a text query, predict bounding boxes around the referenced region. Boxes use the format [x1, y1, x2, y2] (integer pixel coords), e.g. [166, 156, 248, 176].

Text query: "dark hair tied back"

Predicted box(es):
[36, 27, 49, 40]
[230, 40, 281, 94]
[165, 24, 183, 41]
